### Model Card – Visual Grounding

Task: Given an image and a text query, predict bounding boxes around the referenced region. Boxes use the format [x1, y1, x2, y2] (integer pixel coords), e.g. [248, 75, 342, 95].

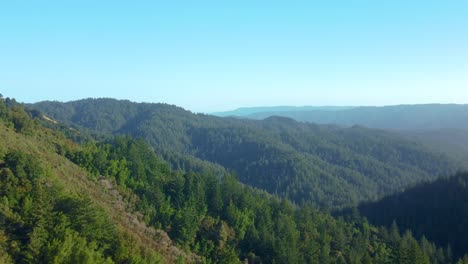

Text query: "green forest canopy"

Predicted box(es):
[0, 96, 466, 262]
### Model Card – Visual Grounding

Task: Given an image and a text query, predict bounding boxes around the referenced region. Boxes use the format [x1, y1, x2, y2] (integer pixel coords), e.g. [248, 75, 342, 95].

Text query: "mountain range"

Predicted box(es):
[213, 104, 468, 130]
[2, 96, 463, 262]
[215, 104, 468, 168]
[30, 99, 463, 209]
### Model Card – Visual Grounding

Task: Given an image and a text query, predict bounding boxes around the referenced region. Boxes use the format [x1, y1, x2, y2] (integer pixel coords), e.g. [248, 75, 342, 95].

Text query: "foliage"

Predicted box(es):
[0, 150, 116, 263]
[2, 96, 467, 263]
[0, 96, 165, 263]
[357, 172, 468, 259]
[31, 98, 459, 208]
[63, 135, 458, 263]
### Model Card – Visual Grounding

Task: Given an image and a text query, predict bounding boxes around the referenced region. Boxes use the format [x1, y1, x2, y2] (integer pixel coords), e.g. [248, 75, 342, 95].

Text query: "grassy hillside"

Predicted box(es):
[32, 99, 460, 208]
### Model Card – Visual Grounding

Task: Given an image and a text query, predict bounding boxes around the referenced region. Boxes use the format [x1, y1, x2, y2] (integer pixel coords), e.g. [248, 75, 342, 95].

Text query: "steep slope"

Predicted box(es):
[0, 98, 195, 263]
[357, 172, 468, 259]
[31, 99, 460, 208]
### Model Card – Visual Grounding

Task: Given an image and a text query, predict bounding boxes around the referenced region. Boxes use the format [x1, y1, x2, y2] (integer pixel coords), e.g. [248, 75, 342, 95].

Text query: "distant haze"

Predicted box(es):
[1, 1, 468, 112]
[213, 104, 468, 130]
[212, 106, 355, 117]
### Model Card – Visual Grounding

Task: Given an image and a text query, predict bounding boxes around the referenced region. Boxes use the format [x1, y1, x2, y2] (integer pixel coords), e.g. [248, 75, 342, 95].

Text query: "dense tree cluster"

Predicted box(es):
[62, 135, 459, 263]
[0, 96, 37, 135]
[357, 172, 468, 259]
[0, 96, 166, 263]
[0, 149, 166, 263]
[31, 98, 459, 208]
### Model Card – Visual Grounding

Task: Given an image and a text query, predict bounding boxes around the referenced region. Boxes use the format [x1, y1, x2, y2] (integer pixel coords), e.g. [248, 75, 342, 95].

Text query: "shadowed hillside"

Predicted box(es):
[357, 172, 468, 259]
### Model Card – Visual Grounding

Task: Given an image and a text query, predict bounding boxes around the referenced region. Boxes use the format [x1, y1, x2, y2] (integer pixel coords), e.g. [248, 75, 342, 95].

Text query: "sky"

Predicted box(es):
[0, 1, 467, 112]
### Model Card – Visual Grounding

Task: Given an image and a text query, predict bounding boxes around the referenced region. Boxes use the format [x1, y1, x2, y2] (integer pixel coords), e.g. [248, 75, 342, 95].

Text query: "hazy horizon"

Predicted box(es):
[1, 1, 467, 112]
[8, 95, 468, 114]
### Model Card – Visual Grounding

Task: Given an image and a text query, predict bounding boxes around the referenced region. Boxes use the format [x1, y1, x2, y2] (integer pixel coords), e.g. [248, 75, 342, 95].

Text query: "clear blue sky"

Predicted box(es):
[1, 1, 467, 112]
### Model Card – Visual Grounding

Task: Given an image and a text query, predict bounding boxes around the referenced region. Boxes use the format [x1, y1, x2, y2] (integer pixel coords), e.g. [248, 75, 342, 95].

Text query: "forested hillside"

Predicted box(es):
[217, 105, 468, 168]
[0, 97, 194, 263]
[357, 172, 468, 259]
[398, 129, 468, 168]
[32, 99, 460, 208]
[2, 96, 464, 263]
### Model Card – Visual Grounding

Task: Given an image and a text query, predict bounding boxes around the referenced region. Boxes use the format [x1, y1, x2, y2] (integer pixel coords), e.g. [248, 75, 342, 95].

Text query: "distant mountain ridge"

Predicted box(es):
[30, 98, 461, 208]
[214, 104, 468, 130]
[213, 105, 355, 117]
